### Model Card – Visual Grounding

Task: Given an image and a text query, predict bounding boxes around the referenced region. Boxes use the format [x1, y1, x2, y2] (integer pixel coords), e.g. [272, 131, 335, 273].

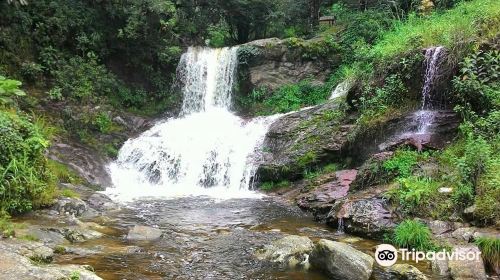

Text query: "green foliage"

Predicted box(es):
[475, 237, 500, 269]
[0, 111, 56, 214]
[297, 151, 318, 168]
[241, 79, 333, 115]
[47, 160, 82, 185]
[260, 180, 290, 191]
[370, 0, 500, 62]
[0, 214, 15, 237]
[0, 76, 26, 106]
[60, 188, 80, 199]
[393, 219, 435, 251]
[383, 150, 426, 178]
[70, 271, 81, 280]
[92, 112, 113, 134]
[386, 176, 439, 215]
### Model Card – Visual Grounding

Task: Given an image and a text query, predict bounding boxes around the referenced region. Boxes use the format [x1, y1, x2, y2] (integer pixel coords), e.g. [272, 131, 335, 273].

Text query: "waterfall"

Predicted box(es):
[106, 47, 278, 200]
[415, 46, 445, 134]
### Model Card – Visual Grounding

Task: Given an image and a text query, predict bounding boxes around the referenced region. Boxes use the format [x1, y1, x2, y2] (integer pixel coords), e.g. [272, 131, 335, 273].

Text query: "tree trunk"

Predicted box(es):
[309, 0, 322, 27]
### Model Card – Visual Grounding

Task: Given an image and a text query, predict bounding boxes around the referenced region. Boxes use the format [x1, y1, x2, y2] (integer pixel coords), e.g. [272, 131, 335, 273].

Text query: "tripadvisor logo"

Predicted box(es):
[374, 244, 481, 267]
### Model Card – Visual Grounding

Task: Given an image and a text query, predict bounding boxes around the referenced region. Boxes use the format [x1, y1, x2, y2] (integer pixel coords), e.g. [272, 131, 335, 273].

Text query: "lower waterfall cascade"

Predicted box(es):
[105, 47, 278, 200]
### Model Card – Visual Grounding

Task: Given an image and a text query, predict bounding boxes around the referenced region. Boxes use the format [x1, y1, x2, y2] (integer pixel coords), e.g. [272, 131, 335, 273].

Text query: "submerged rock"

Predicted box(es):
[386, 264, 428, 280]
[309, 239, 374, 280]
[255, 235, 314, 269]
[126, 225, 163, 241]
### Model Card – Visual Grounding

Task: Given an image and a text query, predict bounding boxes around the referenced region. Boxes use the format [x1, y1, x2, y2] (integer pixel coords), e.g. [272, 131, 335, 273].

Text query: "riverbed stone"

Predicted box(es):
[0, 242, 102, 280]
[52, 196, 88, 216]
[126, 225, 163, 241]
[387, 264, 428, 280]
[255, 235, 314, 268]
[448, 245, 487, 280]
[309, 239, 374, 280]
[0, 239, 54, 263]
[451, 227, 476, 242]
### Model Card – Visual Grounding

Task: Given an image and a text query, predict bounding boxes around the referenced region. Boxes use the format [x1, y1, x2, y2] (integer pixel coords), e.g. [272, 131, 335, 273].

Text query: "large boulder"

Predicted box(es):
[255, 235, 314, 268]
[448, 245, 487, 280]
[326, 186, 397, 239]
[350, 152, 394, 191]
[126, 225, 163, 241]
[309, 239, 374, 280]
[256, 100, 354, 182]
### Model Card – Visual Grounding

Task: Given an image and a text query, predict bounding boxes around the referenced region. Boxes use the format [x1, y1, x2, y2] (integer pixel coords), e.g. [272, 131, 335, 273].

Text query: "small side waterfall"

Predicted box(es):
[106, 47, 278, 200]
[378, 46, 446, 151]
[415, 46, 445, 134]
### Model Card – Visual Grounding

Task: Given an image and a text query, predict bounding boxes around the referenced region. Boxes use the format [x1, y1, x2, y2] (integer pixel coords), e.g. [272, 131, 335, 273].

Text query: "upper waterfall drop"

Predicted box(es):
[105, 47, 277, 200]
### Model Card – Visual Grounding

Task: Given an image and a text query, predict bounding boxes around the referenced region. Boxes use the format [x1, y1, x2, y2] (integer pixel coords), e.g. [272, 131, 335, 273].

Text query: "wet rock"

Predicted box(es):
[386, 264, 428, 280]
[85, 193, 119, 211]
[126, 225, 163, 241]
[52, 197, 87, 216]
[472, 229, 500, 240]
[257, 101, 353, 182]
[297, 170, 357, 220]
[350, 152, 394, 191]
[432, 258, 451, 278]
[310, 239, 374, 280]
[0, 244, 102, 280]
[24, 228, 68, 246]
[255, 235, 314, 268]
[448, 245, 487, 280]
[326, 192, 396, 239]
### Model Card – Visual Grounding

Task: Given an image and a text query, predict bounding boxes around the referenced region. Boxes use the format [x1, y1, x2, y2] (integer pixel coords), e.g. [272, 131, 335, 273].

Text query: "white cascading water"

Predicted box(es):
[378, 46, 445, 151]
[415, 46, 444, 134]
[105, 47, 278, 200]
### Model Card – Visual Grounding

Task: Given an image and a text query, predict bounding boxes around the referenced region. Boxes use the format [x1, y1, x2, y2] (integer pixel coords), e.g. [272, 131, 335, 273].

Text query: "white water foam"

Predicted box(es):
[105, 47, 278, 201]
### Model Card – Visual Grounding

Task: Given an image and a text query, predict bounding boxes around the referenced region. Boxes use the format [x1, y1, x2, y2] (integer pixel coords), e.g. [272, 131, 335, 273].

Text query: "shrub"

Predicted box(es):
[393, 219, 435, 251]
[0, 111, 56, 214]
[386, 176, 439, 215]
[260, 181, 290, 191]
[383, 149, 426, 178]
[0, 75, 26, 106]
[475, 237, 500, 270]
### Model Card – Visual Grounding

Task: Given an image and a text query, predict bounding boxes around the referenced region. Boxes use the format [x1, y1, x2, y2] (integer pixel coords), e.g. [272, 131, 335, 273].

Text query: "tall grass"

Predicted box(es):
[371, 0, 500, 61]
[393, 219, 435, 251]
[475, 237, 500, 270]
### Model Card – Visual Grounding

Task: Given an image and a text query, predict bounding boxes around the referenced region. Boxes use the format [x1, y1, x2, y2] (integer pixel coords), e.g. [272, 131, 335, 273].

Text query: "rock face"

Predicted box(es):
[126, 225, 163, 241]
[386, 264, 429, 280]
[309, 239, 374, 280]
[350, 152, 394, 191]
[256, 101, 353, 182]
[448, 245, 487, 280]
[238, 38, 335, 94]
[255, 235, 314, 268]
[297, 169, 357, 219]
